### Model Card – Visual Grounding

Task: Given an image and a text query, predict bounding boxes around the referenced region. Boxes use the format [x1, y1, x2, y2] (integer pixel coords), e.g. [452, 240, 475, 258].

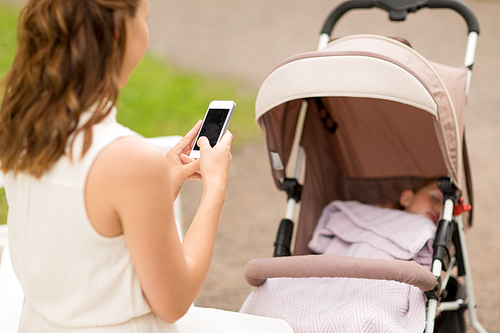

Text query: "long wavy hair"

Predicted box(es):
[0, 0, 141, 178]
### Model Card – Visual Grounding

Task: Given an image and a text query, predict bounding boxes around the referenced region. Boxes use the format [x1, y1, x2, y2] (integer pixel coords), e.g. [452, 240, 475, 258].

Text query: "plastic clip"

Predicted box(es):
[453, 197, 472, 216]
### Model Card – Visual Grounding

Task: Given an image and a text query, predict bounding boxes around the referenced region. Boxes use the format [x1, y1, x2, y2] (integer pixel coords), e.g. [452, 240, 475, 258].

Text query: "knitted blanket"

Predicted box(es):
[240, 201, 436, 333]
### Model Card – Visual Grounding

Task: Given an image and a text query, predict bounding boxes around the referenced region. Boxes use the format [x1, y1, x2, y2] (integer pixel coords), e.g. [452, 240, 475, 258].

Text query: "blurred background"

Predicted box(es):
[1, 0, 498, 331]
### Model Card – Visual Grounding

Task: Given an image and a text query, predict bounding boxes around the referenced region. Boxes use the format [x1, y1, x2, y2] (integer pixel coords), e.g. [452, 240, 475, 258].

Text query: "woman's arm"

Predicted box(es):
[85, 129, 232, 323]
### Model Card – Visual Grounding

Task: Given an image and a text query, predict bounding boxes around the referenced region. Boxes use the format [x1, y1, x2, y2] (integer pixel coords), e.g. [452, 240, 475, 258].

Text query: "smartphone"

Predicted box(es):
[189, 100, 236, 159]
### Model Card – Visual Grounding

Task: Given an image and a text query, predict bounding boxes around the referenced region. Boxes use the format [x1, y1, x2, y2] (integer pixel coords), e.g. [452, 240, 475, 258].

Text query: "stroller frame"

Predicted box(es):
[245, 1, 487, 332]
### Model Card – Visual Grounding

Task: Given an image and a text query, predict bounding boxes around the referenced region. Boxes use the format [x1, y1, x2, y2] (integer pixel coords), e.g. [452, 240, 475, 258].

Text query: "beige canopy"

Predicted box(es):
[255, 35, 472, 254]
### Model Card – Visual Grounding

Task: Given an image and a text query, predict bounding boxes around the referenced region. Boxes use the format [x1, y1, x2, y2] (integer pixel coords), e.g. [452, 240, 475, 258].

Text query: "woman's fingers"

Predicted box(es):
[197, 131, 233, 153]
[172, 120, 202, 155]
[179, 154, 202, 181]
[196, 132, 232, 186]
[179, 153, 195, 164]
[218, 130, 233, 148]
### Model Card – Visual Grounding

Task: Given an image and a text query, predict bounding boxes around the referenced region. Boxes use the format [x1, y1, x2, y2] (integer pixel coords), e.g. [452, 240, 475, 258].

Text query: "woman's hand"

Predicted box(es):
[165, 121, 203, 199]
[196, 130, 233, 196]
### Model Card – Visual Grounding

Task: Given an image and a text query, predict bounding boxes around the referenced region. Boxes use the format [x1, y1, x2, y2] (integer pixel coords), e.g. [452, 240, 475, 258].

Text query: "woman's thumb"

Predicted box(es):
[197, 136, 210, 150]
[180, 159, 201, 181]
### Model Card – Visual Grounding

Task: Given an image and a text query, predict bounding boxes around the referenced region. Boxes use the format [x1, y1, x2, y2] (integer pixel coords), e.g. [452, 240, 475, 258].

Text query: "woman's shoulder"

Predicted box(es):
[103, 136, 166, 173]
[95, 136, 168, 181]
[85, 136, 172, 234]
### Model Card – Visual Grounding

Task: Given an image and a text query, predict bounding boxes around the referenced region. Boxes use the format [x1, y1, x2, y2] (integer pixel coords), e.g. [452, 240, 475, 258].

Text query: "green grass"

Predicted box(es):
[0, 2, 261, 225]
[116, 55, 259, 144]
[0, 2, 18, 77]
[0, 2, 19, 225]
[0, 188, 6, 224]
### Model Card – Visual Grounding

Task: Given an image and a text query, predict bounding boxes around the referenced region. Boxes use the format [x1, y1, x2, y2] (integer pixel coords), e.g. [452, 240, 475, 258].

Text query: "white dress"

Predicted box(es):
[4, 106, 293, 333]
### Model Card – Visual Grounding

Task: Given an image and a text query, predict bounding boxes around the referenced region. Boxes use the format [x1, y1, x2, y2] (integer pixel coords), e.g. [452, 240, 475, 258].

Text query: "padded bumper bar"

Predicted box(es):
[245, 255, 437, 291]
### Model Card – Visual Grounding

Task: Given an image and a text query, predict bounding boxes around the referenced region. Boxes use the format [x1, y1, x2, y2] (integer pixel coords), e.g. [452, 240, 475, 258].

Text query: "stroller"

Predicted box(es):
[240, 0, 487, 332]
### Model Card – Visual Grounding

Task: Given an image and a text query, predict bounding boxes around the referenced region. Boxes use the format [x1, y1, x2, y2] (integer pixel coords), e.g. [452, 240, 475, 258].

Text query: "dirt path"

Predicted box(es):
[146, 1, 500, 331]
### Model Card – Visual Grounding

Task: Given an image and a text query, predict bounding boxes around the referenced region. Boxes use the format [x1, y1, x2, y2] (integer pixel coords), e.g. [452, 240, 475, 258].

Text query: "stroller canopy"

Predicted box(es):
[256, 35, 470, 254]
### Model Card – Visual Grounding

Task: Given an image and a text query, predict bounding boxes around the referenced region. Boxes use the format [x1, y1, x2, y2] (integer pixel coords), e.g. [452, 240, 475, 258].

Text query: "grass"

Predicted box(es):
[116, 55, 259, 144]
[0, 2, 18, 77]
[0, 2, 261, 225]
[0, 188, 6, 225]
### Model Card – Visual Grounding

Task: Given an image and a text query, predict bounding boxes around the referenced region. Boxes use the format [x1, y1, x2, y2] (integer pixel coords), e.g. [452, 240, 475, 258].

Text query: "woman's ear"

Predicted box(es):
[399, 189, 414, 208]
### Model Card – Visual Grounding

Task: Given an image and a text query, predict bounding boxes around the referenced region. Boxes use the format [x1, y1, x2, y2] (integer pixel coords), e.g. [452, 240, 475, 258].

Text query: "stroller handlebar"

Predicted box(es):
[321, 0, 480, 36]
[427, 0, 479, 33]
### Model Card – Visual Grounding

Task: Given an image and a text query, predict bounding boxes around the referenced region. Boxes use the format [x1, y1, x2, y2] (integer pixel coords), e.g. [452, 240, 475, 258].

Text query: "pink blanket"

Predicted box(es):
[240, 201, 436, 333]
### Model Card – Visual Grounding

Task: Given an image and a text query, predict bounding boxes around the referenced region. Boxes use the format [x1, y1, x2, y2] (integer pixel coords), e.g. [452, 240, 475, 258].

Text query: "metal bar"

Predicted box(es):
[442, 198, 454, 221]
[284, 101, 308, 222]
[438, 300, 464, 312]
[431, 260, 443, 278]
[426, 298, 438, 333]
[318, 33, 331, 50]
[285, 198, 297, 221]
[454, 215, 488, 333]
[464, 32, 478, 98]
[441, 256, 456, 291]
[426, 196, 451, 333]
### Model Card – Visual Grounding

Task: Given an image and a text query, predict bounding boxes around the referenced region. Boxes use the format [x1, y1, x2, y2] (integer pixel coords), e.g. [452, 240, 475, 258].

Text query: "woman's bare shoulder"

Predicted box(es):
[85, 136, 173, 236]
[87, 136, 171, 202]
[98, 136, 168, 178]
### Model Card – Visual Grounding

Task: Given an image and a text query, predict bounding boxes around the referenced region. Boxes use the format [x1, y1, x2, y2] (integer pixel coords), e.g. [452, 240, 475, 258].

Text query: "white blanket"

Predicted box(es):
[240, 201, 436, 333]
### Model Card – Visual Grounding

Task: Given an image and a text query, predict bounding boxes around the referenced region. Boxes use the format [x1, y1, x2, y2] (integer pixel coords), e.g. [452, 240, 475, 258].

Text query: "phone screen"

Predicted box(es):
[192, 108, 229, 150]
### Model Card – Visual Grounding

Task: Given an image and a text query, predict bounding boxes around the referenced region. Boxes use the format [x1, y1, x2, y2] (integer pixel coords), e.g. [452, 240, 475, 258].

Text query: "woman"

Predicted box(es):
[0, 0, 293, 332]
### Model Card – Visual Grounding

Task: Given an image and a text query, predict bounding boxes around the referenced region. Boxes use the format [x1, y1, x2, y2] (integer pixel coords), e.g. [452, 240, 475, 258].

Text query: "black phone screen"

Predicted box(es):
[193, 108, 229, 150]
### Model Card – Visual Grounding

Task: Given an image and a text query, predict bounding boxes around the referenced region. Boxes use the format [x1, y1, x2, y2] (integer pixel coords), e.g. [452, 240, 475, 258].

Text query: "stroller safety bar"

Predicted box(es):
[245, 255, 437, 292]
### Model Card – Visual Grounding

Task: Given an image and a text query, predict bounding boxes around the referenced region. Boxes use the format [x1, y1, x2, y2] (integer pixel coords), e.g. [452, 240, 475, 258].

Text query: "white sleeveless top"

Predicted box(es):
[4, 106, 151, 327]
[4, 107, 294, 333]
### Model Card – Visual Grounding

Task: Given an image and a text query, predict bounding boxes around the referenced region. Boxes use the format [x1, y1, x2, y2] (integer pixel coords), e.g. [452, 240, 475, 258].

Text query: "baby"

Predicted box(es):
[398, 179, 444, 224]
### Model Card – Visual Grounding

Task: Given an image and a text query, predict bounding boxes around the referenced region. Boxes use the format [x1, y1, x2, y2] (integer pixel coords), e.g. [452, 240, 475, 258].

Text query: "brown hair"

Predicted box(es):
[411, 177, 441, 194]
[0, 0, 141, 177]
[394, 177, 442, 210]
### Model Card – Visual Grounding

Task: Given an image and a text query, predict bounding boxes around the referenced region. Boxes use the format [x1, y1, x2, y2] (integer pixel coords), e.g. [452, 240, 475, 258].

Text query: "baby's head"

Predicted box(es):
[399, 179, 443, 224]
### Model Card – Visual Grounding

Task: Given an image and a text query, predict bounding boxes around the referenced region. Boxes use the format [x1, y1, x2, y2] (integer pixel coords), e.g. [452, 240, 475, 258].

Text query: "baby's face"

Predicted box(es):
[403, 182, 443, 224]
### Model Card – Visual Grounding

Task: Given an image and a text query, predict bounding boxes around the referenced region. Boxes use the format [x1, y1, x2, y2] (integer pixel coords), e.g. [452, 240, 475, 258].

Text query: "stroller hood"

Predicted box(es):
[255, 35, 471, 254]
